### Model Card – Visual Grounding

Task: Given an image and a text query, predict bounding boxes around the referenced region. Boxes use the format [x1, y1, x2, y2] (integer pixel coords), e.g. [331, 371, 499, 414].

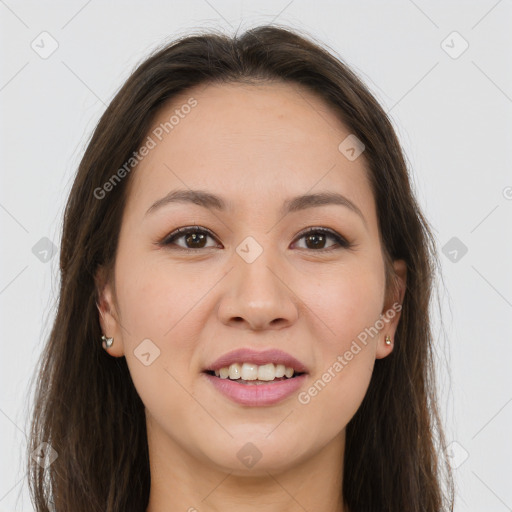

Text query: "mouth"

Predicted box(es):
[202, 349, 309, 405]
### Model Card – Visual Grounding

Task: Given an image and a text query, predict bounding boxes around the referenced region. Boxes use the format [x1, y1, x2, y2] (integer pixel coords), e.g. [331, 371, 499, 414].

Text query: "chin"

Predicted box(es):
[201, 436, 309, 476]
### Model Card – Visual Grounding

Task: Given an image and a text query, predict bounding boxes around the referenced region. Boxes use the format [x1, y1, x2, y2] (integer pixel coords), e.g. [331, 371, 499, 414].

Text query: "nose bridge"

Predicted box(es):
[217, 233, 299, 329]
[234, 233, 285, 301]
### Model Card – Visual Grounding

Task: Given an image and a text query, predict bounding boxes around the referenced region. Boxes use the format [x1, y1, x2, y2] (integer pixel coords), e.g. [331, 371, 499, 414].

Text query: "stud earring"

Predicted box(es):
[385, 335, 392, 345]
[101, 334, 114, 349]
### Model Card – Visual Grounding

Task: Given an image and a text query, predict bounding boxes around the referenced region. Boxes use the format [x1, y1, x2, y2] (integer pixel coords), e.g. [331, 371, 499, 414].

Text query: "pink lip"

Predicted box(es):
[204, 348, 309, 373]
[203, 372, 307, 406]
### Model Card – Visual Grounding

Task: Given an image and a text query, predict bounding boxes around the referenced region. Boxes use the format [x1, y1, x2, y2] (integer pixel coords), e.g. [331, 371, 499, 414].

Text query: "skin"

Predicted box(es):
[96, 81, 406, 512]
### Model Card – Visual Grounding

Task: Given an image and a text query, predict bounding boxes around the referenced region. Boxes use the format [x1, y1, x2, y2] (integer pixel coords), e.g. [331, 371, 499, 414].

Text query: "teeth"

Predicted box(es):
[275, 364, 286, 378]
[228, 363, 241, 380]
[213, 362, 298, 381]
[241, 363, 259, 380]
[257, 363, 275, 381]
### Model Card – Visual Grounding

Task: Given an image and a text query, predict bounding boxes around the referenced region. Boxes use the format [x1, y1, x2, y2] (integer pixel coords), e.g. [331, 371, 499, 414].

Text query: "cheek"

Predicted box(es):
[115, 254, 201, 421]
[301, 260, 385, 348]
[297, 267, 383, 432]
[299, 346, 375, 442]
[114, 248, 193, 338]
[114, 246, 212, 369]
[297, 259, 384, 411]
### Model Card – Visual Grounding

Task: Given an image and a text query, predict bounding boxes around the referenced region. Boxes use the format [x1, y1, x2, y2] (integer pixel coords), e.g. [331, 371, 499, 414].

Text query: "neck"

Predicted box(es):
[145, 416, 346, 512]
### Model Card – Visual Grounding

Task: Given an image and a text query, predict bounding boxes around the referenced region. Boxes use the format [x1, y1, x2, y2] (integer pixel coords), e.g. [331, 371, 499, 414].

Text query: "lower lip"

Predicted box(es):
[203, 372, 307, 406]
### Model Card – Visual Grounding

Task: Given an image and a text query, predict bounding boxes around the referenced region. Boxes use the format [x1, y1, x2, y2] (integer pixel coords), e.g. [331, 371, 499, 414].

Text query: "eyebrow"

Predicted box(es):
[145, 189, 366, 225]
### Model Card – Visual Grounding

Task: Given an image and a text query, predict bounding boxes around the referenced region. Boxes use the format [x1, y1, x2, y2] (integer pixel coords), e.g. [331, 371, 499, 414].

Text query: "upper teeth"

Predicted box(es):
[214, 363, 296, 381]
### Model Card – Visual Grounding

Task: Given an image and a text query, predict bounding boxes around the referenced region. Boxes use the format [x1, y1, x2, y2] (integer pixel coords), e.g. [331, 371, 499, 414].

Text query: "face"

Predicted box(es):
[96, 81, 406, 476]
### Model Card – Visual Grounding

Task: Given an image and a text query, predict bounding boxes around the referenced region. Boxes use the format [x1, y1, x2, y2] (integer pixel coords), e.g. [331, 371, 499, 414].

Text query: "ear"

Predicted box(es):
[375, 259, 407, 359]
[95, 266, 125, 357]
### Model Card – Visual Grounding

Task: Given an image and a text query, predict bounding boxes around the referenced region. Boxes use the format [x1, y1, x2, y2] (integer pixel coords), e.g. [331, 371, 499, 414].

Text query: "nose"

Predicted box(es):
[217, 251, 299, 331]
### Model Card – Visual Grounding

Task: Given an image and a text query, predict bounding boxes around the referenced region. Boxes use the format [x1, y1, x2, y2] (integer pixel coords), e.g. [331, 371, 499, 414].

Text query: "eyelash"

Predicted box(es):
[159, 225, 353, 253]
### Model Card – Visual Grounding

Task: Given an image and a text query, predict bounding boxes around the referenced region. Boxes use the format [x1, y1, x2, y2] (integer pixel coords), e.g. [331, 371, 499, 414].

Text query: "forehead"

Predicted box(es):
[124, 81, 376, 229]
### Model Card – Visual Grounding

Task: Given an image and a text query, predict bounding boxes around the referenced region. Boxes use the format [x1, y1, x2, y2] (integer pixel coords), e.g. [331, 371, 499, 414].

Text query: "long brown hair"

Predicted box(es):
[27, 24, 454, 512]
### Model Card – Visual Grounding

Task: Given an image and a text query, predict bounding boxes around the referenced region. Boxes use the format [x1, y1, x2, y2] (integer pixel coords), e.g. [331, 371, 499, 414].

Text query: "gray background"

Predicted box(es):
[1, 1, 511, 510]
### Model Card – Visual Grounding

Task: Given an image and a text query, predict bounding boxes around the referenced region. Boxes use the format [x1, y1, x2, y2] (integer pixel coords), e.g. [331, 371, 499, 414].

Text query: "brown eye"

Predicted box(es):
[304, 232, 328, 249]
[160, 226, 351, 252]
[162, 226, 219, 250]
[183, 231, 208, 249]
[293, 228, 351, 251]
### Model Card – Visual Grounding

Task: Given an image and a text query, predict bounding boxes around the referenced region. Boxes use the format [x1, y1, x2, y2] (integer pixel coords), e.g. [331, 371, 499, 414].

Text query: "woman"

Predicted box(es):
[27, 25, 454, 512]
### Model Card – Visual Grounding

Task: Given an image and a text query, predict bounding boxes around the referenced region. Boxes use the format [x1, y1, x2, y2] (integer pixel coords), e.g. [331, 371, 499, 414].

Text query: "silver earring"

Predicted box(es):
[101, 334, 114, 349]
[385, 335, 392, 345]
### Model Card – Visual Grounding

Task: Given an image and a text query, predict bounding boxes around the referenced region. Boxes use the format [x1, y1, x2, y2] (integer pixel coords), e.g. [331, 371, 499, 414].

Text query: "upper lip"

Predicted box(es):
[204, 348, 309, 374]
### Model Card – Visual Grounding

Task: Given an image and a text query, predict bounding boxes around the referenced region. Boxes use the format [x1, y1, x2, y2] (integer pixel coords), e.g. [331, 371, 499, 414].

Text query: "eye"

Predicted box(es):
[160, 226, 220, 251]
[159, 226, 352, 252]
[292, 227, 352, 251]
